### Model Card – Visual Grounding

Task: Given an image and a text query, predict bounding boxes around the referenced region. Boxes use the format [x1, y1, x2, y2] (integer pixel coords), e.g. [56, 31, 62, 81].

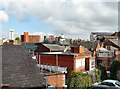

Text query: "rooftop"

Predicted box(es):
[80, 41, 99, 51]
[43, 44, 65, 52]
[2, 45, 46, 88]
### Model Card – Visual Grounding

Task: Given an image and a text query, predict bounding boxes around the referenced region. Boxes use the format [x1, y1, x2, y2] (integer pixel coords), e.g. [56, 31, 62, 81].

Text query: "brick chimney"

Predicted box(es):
[79, 46, 84, 53]
[44, 36, 46, 41]
[24, 32, 29, 42]
[71, 46, 84, 53]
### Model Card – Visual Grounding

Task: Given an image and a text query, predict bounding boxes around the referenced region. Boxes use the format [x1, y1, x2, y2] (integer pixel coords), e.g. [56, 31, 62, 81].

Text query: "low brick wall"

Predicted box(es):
[47, 74, 65, 89]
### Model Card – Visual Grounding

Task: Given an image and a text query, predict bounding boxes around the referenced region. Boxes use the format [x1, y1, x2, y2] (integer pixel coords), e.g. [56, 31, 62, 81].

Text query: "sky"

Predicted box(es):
[0, 0, 119, 41]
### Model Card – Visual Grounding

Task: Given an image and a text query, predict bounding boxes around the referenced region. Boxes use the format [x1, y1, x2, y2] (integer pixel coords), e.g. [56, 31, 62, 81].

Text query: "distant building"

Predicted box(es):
[90, 32, 113, 41]
[104, 39, 120, 60]
[21, 32, 40, 43]
[43, 34, 71, 45]
[9, 29, 14, 40]
[0, 39, 2, 45]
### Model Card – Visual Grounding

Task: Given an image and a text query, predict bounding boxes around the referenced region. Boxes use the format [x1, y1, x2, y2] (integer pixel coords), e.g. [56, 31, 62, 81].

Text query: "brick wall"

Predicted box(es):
[73, 46, 85, 53]
[37, 44, 50, 52]
[40, 54, 74, 76]
[29, 35, 40, 42]
[21, 32, 40, 43]
[39, 54, 92, 77]
[47, 74, 65, 89]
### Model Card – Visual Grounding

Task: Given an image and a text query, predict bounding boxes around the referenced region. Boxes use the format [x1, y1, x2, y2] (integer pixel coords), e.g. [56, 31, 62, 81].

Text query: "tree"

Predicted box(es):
[68, 72, 92, 89]
[100, 66, 107, 81]
[42, 40, 51, 44]
[15, 37, 20, 43]
[110, 60, 120, 79]
[99, 64, 107, 81]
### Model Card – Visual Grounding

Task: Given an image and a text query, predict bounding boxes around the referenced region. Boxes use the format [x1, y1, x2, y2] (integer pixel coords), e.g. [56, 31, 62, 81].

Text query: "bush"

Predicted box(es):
[110, 60, 120, 79]
[68, 72, 92, 89]
[98, 64, 107, 81]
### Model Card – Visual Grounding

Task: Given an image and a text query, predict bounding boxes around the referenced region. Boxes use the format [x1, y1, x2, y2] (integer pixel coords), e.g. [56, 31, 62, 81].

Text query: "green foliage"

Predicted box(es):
[42, 40, 51, 44]
[42, 40, 60, 44]
[99, 64, 107, 81]
[95, 69, 101, 82]
[72, 40, 78, 45]
[110, 60, 120, 79]
[15, 37, 20, 43]
[68, 72, 92, 89]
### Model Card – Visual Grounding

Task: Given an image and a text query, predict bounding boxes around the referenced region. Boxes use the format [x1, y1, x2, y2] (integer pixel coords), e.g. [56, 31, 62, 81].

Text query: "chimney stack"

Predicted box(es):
[44, 36, 46, 41]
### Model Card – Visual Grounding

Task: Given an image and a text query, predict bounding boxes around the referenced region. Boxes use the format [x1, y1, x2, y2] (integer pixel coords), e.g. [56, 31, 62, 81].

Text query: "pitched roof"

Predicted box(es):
[109, 39, 120, 48]
[80, 41, 98, 51]
[2, 45, 46, 88]
[43, 44, 65, 52]
[91, 32, 113, 36]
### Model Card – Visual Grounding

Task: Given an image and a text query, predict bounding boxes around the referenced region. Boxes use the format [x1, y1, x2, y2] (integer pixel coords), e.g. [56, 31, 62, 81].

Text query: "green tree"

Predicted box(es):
[15, 37, 20, 43]
[68, 72, 92, 89]
[99, 64, 107, 81]
[42, 40, 51, 44]
[72, 40, 78, 46]
[110, 60, 120, 79]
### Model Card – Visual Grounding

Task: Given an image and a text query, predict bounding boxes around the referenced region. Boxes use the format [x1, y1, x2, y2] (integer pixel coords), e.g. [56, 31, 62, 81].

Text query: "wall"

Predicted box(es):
[47, 74, 65, 89]
[73, 46, 85, 53]
[37, 44, 50, 52]
[39, 53, 92, 77]
[40, 54, 74, 77]
[21, 32, 40, 43]
[74, 58, 85, 72]
[29, 35, 40, 42]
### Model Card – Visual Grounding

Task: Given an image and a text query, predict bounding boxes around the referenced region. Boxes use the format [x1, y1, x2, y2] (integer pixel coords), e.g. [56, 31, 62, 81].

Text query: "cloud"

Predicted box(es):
[0, 0, 118, 39]
[0, 11, 9, 23]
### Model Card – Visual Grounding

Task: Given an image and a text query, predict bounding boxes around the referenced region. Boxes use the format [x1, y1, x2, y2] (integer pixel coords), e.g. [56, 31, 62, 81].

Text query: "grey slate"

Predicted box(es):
[2, 45, 46, 88]
[43, 44, 65, 52]
[80, 41, 98, 51]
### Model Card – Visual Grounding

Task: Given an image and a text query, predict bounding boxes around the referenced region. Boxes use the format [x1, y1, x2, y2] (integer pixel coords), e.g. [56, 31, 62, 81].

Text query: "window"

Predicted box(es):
[115, 82, 120, 87]
[100, 82, 107, 85]
[100, 82, 115, 86]
[107, 82, 115, 86]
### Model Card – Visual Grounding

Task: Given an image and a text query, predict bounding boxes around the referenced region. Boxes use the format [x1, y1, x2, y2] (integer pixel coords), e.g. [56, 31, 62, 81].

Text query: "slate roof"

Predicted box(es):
[2, 45, 46, 88]
[91, 32, 113, 36]
[43, 44, 65, 52]
[109, 39, 120, 48]
[80, 41, 98, 51]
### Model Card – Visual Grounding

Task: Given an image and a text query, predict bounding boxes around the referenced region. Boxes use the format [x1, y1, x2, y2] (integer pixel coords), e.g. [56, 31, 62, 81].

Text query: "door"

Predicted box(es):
[85, 58, 89, 70]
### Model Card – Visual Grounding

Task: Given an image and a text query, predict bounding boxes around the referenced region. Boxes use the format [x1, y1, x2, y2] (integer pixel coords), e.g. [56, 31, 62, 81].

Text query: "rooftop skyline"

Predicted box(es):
[0, 0, 119, 40]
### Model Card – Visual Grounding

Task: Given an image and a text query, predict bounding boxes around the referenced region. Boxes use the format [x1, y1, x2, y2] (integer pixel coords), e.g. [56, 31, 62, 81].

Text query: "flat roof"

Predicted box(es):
[41, 52, 90, 56]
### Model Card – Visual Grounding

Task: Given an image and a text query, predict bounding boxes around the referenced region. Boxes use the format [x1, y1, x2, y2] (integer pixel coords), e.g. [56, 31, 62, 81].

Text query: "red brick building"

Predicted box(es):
[36, 44, 95, 77]
[21, 32, 40, 43]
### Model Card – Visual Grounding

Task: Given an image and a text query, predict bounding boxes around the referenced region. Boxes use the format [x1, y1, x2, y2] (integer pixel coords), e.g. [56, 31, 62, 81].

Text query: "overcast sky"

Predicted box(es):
[0, 0, 119, 41]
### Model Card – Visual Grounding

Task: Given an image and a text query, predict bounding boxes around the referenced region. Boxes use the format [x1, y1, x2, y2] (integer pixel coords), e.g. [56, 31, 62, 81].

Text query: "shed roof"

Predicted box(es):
[43, 44, 65, 52]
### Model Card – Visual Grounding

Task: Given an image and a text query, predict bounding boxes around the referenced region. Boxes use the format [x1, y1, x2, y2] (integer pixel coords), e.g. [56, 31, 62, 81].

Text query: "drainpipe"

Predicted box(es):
[56, 54, 58, 72]
[56, 54, 58, 88]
